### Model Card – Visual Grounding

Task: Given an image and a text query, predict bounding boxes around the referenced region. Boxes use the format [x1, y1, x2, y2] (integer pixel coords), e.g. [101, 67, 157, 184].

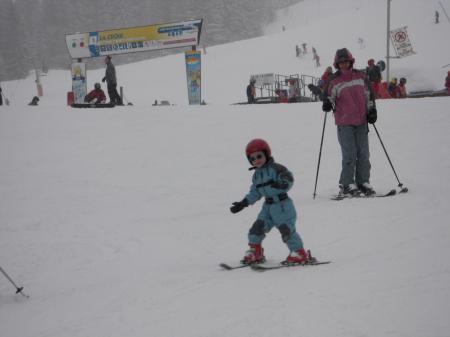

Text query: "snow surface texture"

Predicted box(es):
[1, 0, 450, 337]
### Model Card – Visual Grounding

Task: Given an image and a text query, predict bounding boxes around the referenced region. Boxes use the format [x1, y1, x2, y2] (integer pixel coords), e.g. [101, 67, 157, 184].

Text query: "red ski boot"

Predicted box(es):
[241, 244, 265, 265]
[285, 247, 309, 265]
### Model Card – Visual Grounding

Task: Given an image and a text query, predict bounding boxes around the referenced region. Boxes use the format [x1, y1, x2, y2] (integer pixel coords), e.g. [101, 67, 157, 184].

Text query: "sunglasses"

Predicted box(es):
[338, 60, 351, 65]
[249, 154, 264, 162]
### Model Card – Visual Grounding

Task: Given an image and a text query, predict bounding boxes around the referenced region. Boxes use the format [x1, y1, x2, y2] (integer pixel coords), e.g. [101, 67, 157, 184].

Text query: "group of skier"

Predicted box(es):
[233, 48, 378, 266]
[83, 55, 123, 105]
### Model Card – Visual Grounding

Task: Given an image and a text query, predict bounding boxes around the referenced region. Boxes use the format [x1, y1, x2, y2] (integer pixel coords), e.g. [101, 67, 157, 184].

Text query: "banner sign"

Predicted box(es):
[390, 26, 415, 58]
[185, 51, 201, 105]
[66, 19, 203, 59]
[251, 73, 275, 86]
[71, 62, 87, 103]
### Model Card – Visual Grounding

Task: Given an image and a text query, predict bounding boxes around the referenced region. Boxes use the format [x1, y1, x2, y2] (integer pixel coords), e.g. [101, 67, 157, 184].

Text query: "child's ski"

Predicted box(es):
[220, 259, 267, 270]
[219, 263, 251, 270]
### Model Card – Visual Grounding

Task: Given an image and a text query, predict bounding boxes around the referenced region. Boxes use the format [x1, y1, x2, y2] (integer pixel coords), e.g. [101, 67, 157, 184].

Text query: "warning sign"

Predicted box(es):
[390, 26, 415, 58]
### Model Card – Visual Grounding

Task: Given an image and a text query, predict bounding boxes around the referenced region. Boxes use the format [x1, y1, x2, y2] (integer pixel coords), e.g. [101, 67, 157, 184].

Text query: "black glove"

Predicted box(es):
[270, 180, 289, 190]
[367, 106, 377, 124]
[230, 199, 249, 214]
[322, 99, 332, 112]
[102, 77, 106, 83]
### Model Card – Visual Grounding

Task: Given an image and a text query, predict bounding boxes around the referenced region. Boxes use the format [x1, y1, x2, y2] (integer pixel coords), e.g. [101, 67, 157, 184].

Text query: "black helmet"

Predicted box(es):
[94, 82, 101, 90]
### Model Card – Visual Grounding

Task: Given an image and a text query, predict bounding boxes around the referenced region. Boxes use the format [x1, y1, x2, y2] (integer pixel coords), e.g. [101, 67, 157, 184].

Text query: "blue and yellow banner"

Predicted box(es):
[71, 62, 87, 103]
[66, 19, 203, 59]
[185, 51, 201, 105]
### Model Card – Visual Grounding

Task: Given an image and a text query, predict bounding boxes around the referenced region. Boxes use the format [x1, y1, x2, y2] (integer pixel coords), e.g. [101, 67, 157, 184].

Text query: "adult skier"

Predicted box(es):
[366, 59, 382, 98]
[102, 55, 123, 105]
[246, 79, 256, 104]
[229, 139, 309, 265]
[322, 48, 377, 197]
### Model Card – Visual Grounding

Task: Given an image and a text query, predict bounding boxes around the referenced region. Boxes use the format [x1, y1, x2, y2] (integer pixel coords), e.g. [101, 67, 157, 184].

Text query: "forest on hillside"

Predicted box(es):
[0, 0, 300, 80]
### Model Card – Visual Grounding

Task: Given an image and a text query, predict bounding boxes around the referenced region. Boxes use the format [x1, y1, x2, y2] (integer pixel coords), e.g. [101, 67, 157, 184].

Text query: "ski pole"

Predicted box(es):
[313, 111, 328, 199]
[372, 124, 408, 192]
[0, 266, 29, 298]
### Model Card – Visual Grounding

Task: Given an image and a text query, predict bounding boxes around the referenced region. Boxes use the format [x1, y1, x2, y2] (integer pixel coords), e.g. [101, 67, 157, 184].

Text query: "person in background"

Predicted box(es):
[445, 71, 450, 95]
[388, 77, 399, 98]
[246, 79, 256, 104]
[322, 48, 377, 197]
[28, 96, 39, 106]
[0, 86, 3, 106]
[321, 66, 333, 85]
[84, 83, 106, 103]
[398, 78, 407, 98]
[229, 138, 310, 265]
[102, 55, 123, 105]
[366, 59, 382, 99]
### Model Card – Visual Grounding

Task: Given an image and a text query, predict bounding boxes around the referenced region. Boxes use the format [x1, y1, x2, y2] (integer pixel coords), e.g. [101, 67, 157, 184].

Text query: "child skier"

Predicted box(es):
[229, 139, 309, 265]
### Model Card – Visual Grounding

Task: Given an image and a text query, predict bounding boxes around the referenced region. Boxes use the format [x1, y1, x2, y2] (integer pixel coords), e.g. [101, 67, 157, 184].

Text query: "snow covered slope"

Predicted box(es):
[1, 1, 450, 337]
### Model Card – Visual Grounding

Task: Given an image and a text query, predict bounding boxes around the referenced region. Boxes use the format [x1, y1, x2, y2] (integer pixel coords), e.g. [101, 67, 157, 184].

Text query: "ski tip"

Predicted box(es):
[219, 263, 233, 270]
[386, 189, 397, 196]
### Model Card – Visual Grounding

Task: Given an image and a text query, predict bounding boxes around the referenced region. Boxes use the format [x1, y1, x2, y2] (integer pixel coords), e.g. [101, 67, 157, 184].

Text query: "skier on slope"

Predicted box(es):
[322, 48, 377, 197]
[102, 55, 123, 105]
[229, 139, 309, 265]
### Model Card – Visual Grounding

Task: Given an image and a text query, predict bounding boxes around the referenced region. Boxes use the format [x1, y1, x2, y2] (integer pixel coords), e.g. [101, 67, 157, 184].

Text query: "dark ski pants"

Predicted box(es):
[337, 124, 371, 187]
[107, 83, 122, 105]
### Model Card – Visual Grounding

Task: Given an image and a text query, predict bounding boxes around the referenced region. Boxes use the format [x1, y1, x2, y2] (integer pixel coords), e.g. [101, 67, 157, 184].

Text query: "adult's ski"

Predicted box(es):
[330, 188, 397, 201]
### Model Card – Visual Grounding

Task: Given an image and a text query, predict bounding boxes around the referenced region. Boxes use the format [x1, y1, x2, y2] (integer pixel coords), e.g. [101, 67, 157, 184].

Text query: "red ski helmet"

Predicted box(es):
[333, 48, 355, 69]
[368, 58, 375, 66]
[245, 139, 271, 159]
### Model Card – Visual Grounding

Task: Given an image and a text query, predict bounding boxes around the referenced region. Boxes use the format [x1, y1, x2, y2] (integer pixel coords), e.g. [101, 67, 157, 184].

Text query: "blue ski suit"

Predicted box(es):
[243, 158, 304, 251]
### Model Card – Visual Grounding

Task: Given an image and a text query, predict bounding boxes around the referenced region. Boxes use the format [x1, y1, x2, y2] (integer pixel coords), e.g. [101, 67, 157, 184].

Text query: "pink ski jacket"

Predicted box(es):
[327, 69, 370, 126]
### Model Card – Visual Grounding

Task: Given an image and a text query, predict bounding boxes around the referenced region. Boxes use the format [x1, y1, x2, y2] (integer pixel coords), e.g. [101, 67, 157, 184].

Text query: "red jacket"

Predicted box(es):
[326, 69, 371, 126]
[85, 89, 106, 103]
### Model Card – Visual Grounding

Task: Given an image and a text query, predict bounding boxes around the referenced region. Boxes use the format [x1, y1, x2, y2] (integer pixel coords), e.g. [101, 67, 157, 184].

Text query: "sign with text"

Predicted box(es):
[251, 73, 275, 86]
[390, 26, 415, 58]
[66, 19, 203, 59]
